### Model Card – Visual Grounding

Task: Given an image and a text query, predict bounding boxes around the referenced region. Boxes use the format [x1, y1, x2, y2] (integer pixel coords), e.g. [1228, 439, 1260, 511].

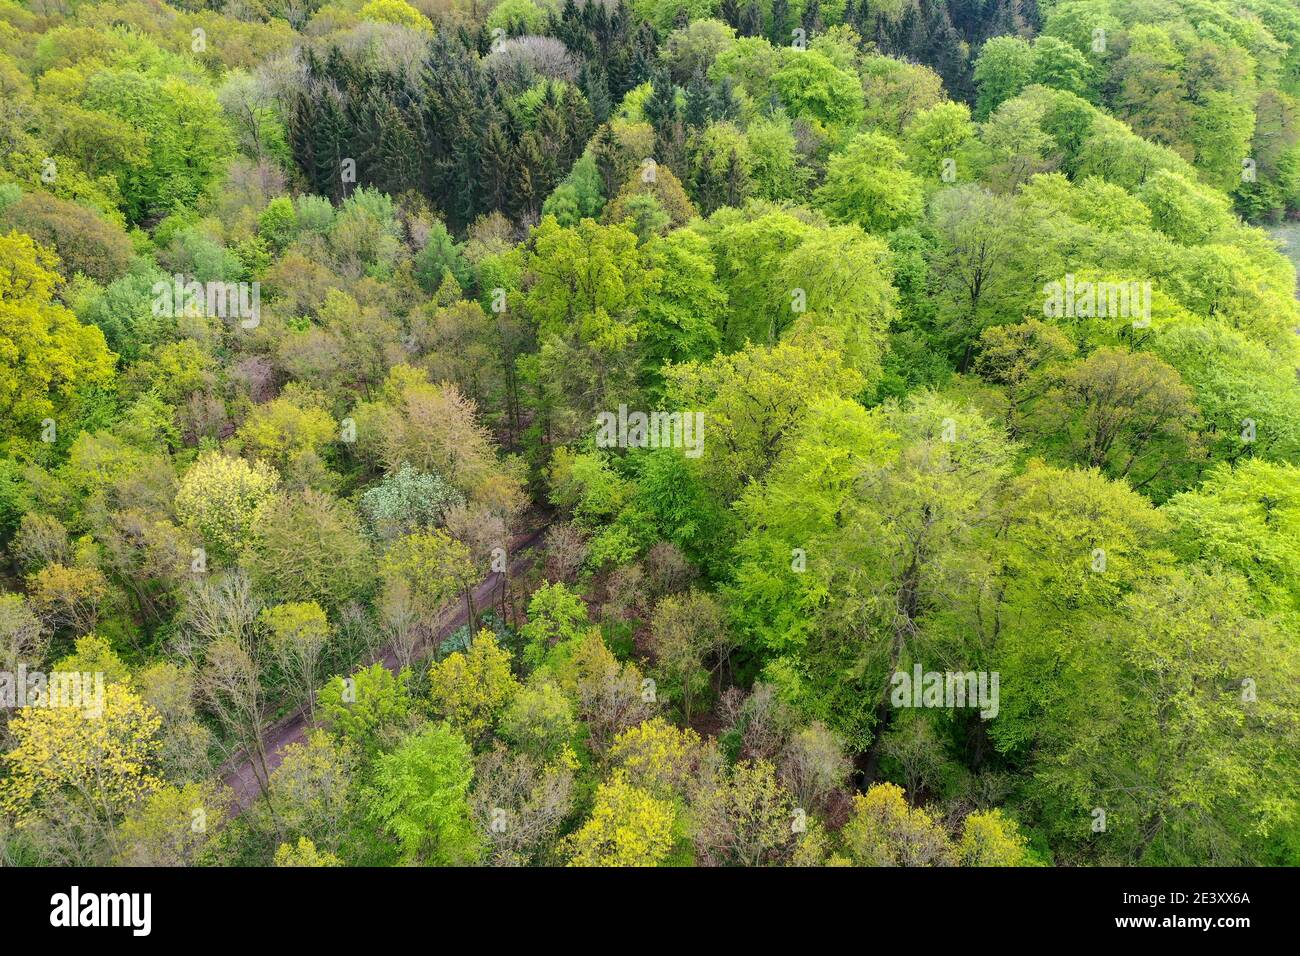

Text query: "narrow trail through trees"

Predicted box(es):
[219, 523, 549, 812]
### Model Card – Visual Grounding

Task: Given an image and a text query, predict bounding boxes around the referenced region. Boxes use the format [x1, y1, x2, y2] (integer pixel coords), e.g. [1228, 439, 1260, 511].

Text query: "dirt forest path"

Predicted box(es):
[219, 521, 549, 813]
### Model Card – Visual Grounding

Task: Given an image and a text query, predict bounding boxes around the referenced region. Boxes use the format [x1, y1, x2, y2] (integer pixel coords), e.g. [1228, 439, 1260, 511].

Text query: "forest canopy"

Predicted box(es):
[0, 0, 1298, 869]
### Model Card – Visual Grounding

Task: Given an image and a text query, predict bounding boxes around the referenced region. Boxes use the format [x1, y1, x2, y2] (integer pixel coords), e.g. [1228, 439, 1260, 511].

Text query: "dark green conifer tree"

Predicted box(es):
[769, 0, 791, 46]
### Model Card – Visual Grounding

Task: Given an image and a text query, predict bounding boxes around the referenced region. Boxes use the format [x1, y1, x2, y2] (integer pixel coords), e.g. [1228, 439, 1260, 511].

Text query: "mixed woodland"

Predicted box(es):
[1, 0, 1299, 867]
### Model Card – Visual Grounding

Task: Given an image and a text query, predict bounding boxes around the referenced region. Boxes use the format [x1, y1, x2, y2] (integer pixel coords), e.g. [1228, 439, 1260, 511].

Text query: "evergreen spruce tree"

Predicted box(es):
[644, 67, 679, 144]
[510, 133, 544, 222]
[480, 121, 514, 214]
[563, 85, 596, 166]
[685, 70, 712, 129]
[769, 0, 791, 47]
[874, 11, 892, 53]
[801, 0, 823, 36]
[448, 121, 481, 228]
[893, 1, 918, 57]
[845, 0, 866, 34]
[723, 147, 749, 207]
[711, 76, 741, 122]
[581, 64, 613, 125]
[592, 123, 623, 198]
[624, 22, 659, 94]
[376, 101, 420, 197]
[925, 3, 973, 102]
[693, 147, 724, 215]
[907, 0, 930, 58]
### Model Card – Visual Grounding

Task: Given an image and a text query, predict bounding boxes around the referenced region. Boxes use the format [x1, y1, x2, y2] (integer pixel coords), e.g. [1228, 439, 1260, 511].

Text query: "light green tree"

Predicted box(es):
[815, 131, 924, 233]
[367, 723, 481, 865]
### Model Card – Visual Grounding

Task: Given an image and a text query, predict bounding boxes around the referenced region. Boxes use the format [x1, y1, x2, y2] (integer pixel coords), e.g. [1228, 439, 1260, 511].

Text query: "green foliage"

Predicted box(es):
[82, 70, 233, 224]
[973, 35, 1035, 120]
[0, 232, 116, 457]
[841, 783, 955, 866]
[428, 630, 521, 743]
[1, 0, 1298, 872]
[274, 837, 342, 867]
[520, 582, 591, 670]
[564, 770, 676, 866]
[358, 0, 433, 31]
[319, 664, 415, 756]
[665, 329, 865, 500]
[772, 48, 865, 129]
[243, 490, 375, 610]
[501, 679, 578, 759]
[175, 454, 278, 563]
[1164, 459, 1300, 617]
[367, 723, 480, 864]
[815, 131, 925, 233]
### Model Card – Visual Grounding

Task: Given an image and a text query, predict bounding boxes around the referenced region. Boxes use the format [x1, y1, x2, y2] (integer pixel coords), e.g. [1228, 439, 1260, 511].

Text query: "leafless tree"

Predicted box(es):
[484, 36, 580, 85]
[543, 522, 588, 585]
[471, 745, 575, 866]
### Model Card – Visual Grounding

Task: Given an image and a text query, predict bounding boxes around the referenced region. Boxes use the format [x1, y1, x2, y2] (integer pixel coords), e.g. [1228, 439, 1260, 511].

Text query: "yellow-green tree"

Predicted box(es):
[243, 489, 375, 611]
[367, 723, 481, 865]
[0, 231, 115, 455]
[957, 809, 1031, 867]
[114, 781, 229, 866]
[691, 759, 800, 866]
[549, 629, 655, 754]
[565, 771, 676, 867]
[26, 563, 109, 635]
[608, 718, 701, 800]
[261, 601, 331, 719]
[1, 683, 163, 854]
[274, 837, 342, 867]
[380, 529, 476, 626]
[500, 679, 578, 759]
[235, 393, 336, 490]
[358, 0, 433, 32]
[814, 131, 924, 233]
[175, 452, 279, 561]
[261, 730, 357, 855]
[318, 663, 415, 757]
[840, 783, 955, 867]
[53, 633, 132, 685]
[428, 630, 521, 744]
